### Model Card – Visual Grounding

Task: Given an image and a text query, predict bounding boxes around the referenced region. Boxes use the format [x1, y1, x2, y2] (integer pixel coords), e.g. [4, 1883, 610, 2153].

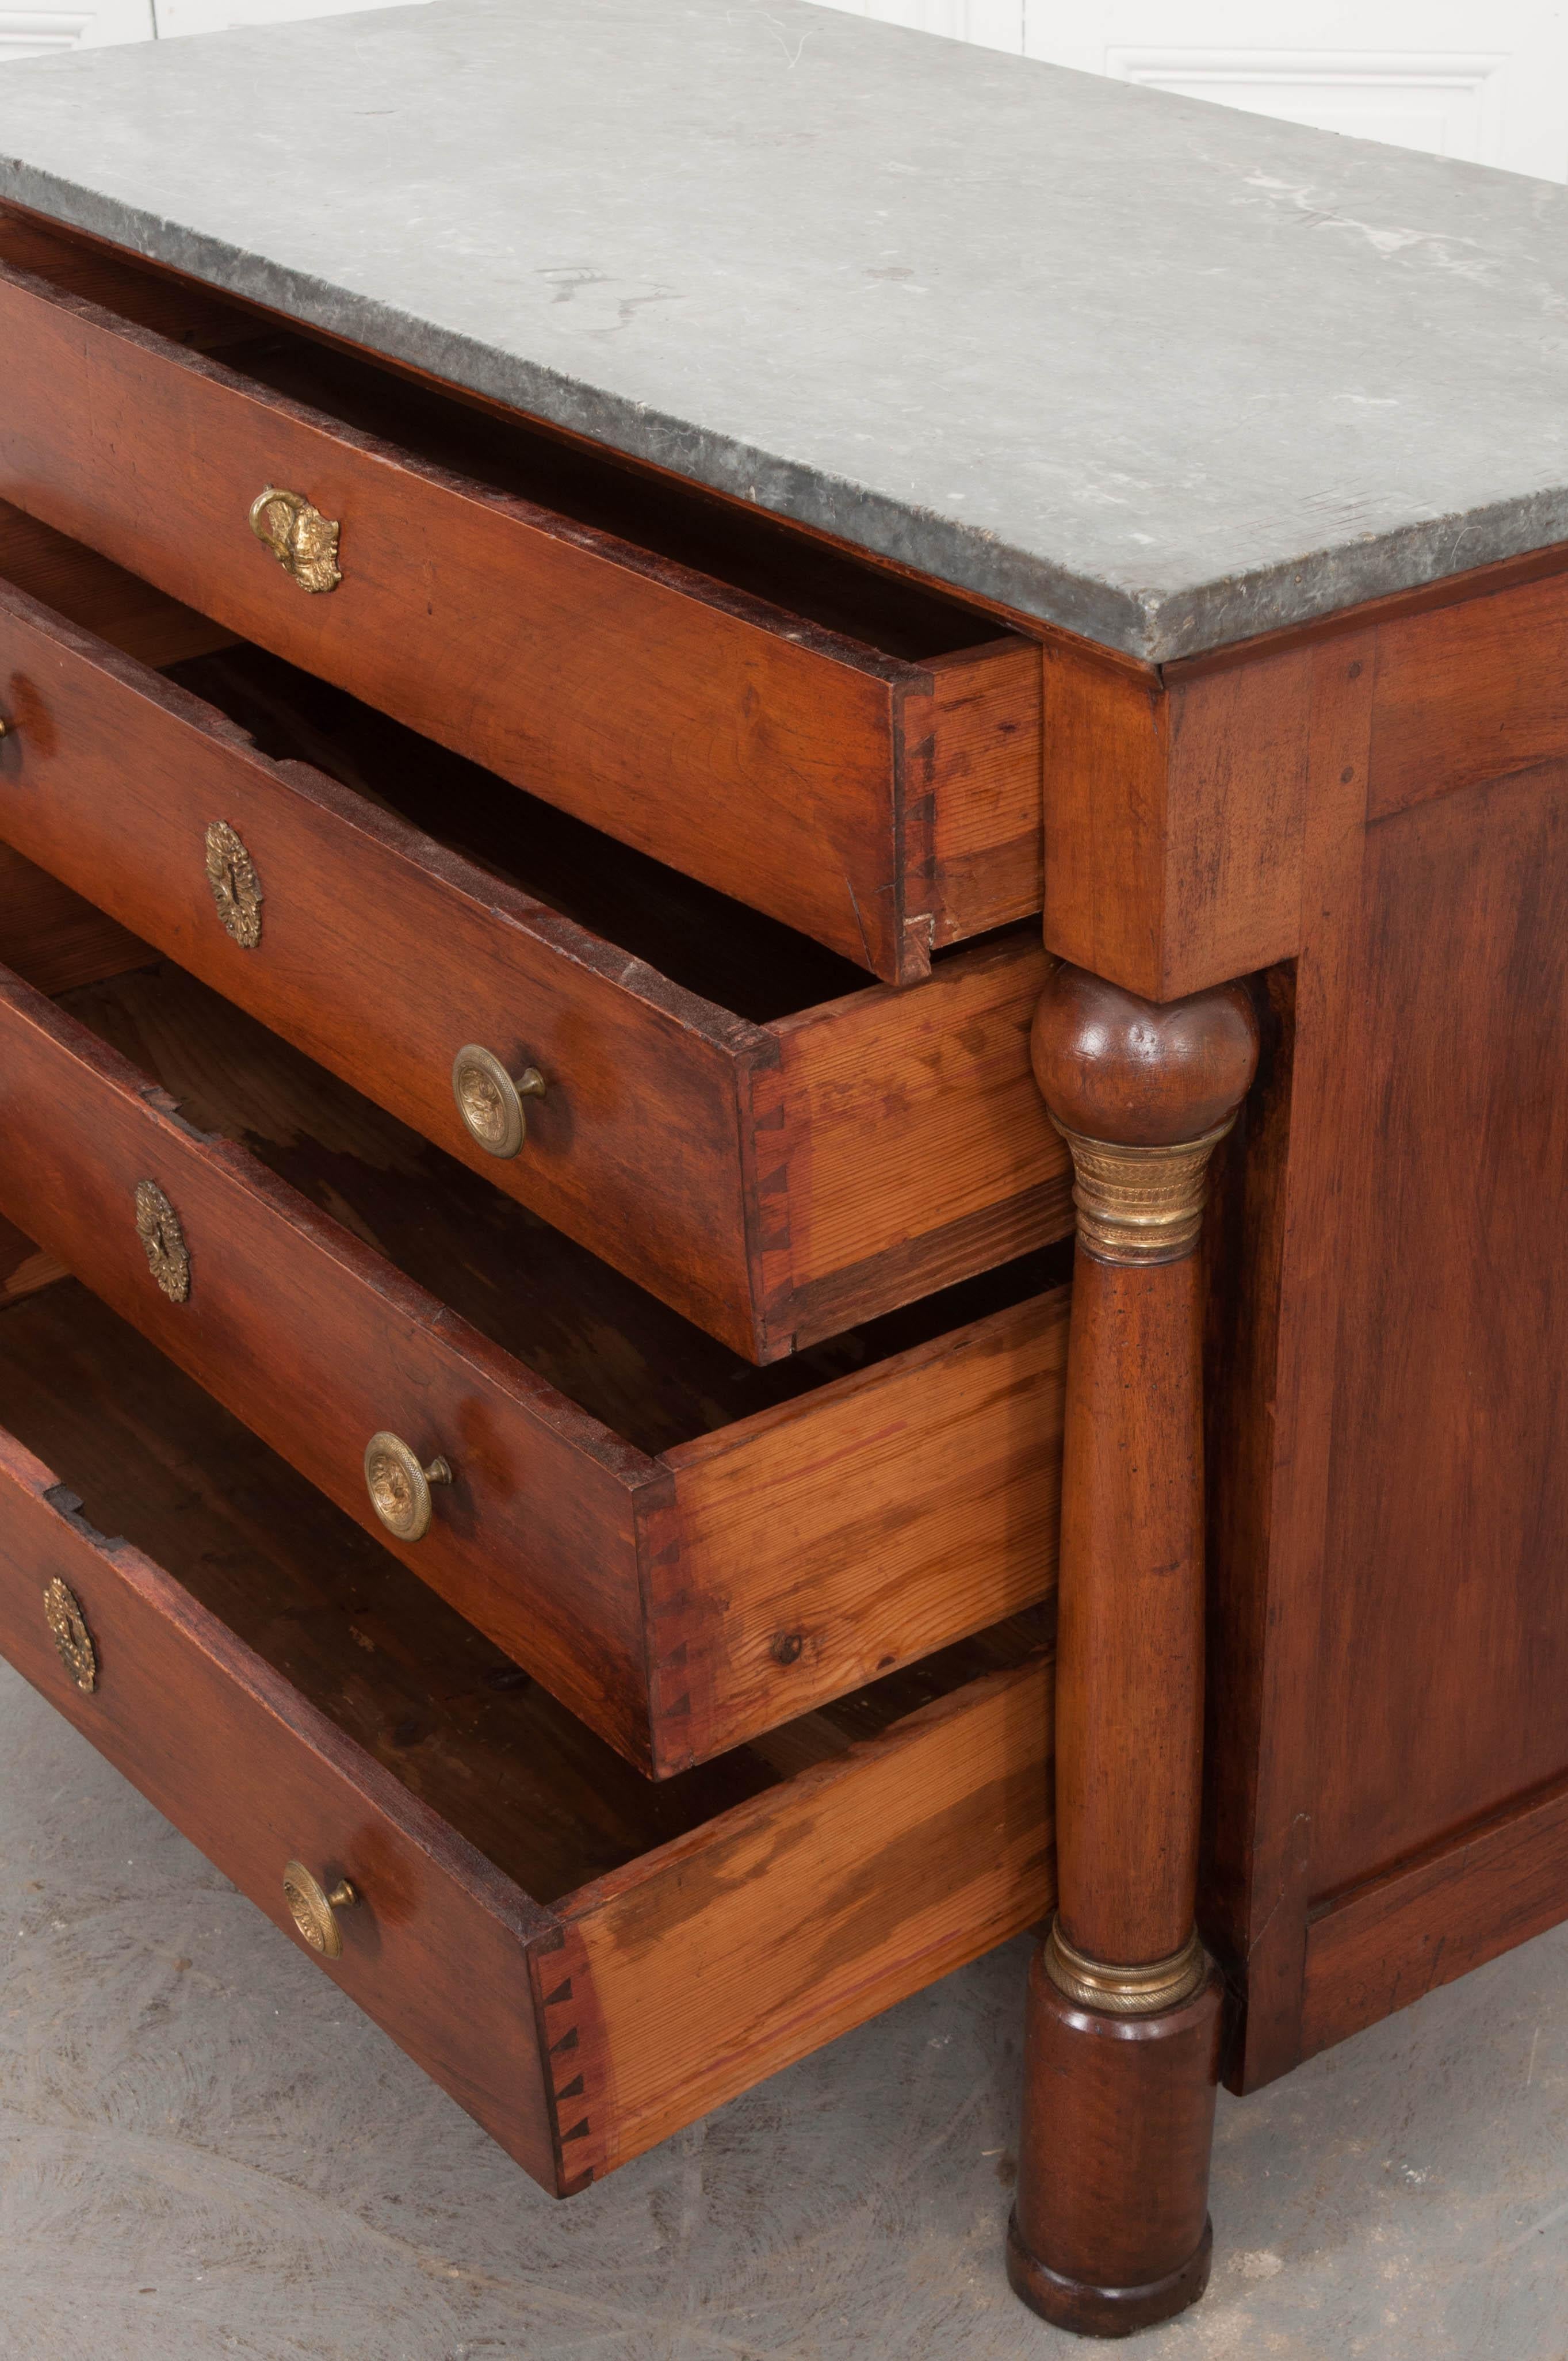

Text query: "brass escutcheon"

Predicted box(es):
[134, 1179, 190, 1303]
[205, 819, 263, 949]
[451, 1044, 546, 1160]
[281, 1858, 358, 1959]
[43, 1576, 96, 1694]
[248, 486, 342, 594]
[364, 1431, 453, 1542]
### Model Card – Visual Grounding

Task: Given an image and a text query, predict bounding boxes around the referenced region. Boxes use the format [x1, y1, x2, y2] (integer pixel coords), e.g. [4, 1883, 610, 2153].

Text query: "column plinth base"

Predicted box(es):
[1006, 2211, 1214, 2339]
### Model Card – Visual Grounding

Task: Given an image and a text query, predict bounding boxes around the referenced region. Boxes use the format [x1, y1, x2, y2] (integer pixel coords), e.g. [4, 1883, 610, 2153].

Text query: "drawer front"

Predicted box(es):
[0, 1422, 557, 2183]
[0, 258, 1036, 984]
[0, 574, 767, 1355]
[0, 965, 658, 1759]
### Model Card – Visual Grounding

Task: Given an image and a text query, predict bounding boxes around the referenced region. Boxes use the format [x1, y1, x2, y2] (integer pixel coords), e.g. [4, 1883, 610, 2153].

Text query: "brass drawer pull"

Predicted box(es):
[452, 1044, 546, 1160]
[205, 820, 263, 949]
[282, 1859, 358, 1958]
[0, 714, 13, 740]
[43, 1577, 97, 1693]
[248, 485, 342, 594]
[364, 1430, 453, 1542]
[134, 1179, 191, 1303]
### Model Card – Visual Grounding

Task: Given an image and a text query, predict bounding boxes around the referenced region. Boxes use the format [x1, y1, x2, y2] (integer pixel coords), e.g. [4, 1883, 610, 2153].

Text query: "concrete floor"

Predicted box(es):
[2, 1661, 1564, 2361]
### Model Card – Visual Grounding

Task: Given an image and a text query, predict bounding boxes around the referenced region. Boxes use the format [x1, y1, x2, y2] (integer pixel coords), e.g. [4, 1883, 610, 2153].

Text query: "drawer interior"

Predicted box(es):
[58, 957, 1067, 1457]
[163, 641, 877, 1026]
[0, 209, 1003, 668]
[0, 1273, 1049, 1907]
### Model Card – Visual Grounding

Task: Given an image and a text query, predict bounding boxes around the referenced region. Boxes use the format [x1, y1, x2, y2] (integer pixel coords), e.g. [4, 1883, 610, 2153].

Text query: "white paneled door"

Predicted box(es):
[821, 0, 1568, 179]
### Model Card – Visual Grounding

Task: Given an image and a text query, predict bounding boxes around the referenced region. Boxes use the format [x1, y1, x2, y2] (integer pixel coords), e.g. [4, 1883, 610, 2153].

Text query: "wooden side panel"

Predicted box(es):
[0, 840, 150, 998]
[1300, 1775, 1568, 2061]
[0, 1426, 558, 2187]
[1368, 568, 1568, 821]
[0, 579, 763, 1352]
[1215, 614, 1568, 2090]
[0, 969, 656, 1762]
[559, 1655, 1055, 2177]
[661, 1286, 1067, 1768]
[0, 495, 235, 668]
[0, 263, 925, 979]
[927, 640, 1045, 943]
[1306, 761, 1568, 1897]
[769, 933, 1070, 1351]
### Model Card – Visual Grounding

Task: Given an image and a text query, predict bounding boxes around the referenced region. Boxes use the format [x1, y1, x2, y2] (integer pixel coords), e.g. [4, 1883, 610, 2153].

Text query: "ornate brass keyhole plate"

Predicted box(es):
[248, 486, 342, 594]
[134, 1180, 191, 1303]
[205, 820, 263, 949]
[43, 1577, 97, 1694]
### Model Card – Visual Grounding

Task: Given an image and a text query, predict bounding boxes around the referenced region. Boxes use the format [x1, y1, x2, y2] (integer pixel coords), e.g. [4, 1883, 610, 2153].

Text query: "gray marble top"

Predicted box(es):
[2, 0, 1567, 660]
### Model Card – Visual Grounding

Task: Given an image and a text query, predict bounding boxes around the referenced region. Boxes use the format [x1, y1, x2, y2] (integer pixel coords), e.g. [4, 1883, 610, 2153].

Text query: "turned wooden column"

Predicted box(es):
[1008, 963, 1259, 2339]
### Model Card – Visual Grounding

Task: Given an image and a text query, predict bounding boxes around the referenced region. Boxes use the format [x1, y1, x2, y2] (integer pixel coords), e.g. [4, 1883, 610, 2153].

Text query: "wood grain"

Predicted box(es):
[0, 841, 149, 999]
[1300, 1773, 1568, 2058]
[1039, 640, 1311, 1002]
[0, 1416, 560, 2187]
[0, 948, 1066, 1771]
[767, 930, 1070, 1345]
[664, 1283, 1069, 1764]
[0, 960, 660, 1761]
[557, 1649, 1054, 2177]
[0, 496, 235, 667]
[0, 571, 1068, 1356]
[0, 1278, 1056, 2191]
[1010, 1959, 1222, 2334]
[1368, 567, 1568, 821]
[0, 249, 1040, 981]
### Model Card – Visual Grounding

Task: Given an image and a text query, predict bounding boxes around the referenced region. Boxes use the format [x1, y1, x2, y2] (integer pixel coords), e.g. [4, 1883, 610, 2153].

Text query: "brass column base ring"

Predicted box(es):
[1043, 1918, 1208, 2016]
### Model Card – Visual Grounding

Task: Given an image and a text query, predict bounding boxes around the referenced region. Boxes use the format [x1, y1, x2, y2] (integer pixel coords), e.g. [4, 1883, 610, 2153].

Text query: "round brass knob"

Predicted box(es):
[281, 1858, 358, 1958]
[451, 1044, 546, 1160]
[0, 715, 13, 740]
[364, 1430, 453, 1542]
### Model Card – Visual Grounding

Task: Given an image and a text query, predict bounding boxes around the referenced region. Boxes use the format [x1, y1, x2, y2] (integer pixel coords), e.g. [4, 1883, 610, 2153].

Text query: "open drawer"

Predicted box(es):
[0, 504, 1068, 1361]
[0, 208, 1042, 984]
[0, 1279, 1054, 2191]
[0, 938, 1068, 1774]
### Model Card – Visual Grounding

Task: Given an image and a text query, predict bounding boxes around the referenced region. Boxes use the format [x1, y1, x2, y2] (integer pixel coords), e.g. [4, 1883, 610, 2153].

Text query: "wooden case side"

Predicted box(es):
[0, 574, 766, 1353]
[926, 639, 1046, 946]
[1299, 1772, 1568, 2062]
[0, 260, 917, 979]
[0, 1426, 560, 2188]
[0, 969, 658, 1763]
[656, 1286, 1069, 1770]
[764, 931, 1071, 1355]
[556, 1652, 1055, 2180]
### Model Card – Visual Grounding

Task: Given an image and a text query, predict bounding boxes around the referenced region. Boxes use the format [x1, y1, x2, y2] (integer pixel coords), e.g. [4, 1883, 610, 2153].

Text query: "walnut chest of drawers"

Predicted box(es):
[4, 1, 1568, 2340]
